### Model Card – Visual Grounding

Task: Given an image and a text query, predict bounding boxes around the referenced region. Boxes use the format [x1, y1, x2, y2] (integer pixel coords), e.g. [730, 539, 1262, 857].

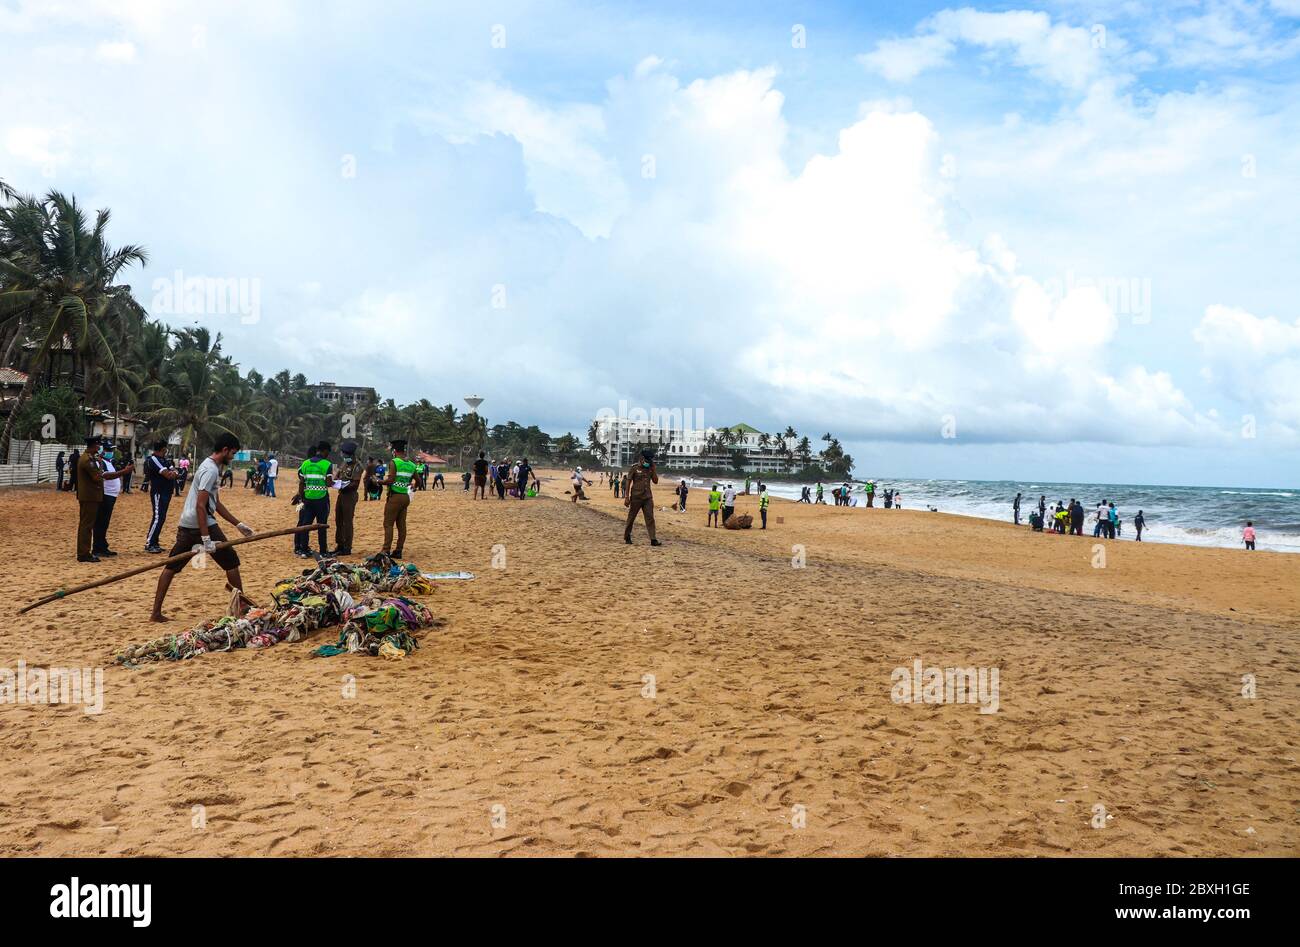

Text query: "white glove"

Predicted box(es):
[201, 537, 218, 553]
[236, 522, 254, 537]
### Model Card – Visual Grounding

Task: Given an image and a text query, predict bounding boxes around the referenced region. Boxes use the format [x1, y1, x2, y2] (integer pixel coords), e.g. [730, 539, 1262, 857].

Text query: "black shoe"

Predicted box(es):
[650, 539, 663, 546]
[78, 555, 101, 563]
[624, 537, 633, 544]
[144, 545, 164, 554]
[95, 549, 118, 557]
[392, 550, 404, 559]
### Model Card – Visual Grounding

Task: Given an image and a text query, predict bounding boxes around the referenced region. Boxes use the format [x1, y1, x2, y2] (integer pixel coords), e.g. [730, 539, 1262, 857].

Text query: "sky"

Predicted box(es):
[2, 0, 1299, 486]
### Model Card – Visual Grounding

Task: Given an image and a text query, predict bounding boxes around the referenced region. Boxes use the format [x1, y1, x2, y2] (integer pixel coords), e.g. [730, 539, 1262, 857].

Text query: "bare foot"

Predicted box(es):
[150, 613, 169, 623]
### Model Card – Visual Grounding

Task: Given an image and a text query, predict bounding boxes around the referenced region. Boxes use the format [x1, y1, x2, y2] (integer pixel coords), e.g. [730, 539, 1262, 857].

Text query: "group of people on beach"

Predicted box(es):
[468, 452, 538, 500]
[1013, 491, 1260, 549]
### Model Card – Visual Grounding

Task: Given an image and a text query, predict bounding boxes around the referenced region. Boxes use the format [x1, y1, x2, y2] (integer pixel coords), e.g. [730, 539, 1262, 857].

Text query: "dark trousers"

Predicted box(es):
[722, 505, 734, 523]
[761, 508, 767, 529]
[295, 496, 330, 553]
[77, 500, 100, 557]
[92, 496, 117, 553]
[146, 486, 172, 548]
[624, 495, 656, 541]
[335, 490, 358, 552]
[56, 470, 65, 491]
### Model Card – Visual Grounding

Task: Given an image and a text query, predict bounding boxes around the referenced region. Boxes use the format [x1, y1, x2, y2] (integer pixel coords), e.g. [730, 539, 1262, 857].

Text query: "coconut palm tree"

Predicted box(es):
[0, 192, 147, 459]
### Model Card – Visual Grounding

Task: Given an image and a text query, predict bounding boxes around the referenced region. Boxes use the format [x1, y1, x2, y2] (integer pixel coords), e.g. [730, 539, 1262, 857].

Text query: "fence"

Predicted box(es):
[0, 439, 84, 488]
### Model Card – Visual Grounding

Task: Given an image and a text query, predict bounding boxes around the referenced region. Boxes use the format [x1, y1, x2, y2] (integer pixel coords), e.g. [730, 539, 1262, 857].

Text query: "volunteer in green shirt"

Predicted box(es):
[707, 484, 722, 528]
[759, 486, 770, 530]
[294, 441, 333, 558]
[381, 439, 416, 558]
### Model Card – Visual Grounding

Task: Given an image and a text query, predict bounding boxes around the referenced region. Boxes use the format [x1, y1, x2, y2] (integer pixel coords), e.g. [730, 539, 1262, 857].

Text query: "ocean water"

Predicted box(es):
[684, 477, 1300, 553]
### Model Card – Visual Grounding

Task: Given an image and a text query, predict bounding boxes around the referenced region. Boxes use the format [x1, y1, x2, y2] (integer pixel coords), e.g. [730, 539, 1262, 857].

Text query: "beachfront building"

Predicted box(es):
[590, 416, 812, 473]
[304, 381, 376, 408]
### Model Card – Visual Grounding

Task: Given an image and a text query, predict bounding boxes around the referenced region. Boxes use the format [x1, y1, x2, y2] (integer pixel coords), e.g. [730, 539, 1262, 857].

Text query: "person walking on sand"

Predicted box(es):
[759, 485, 769, 529]
[1243, 521, 1256, 550]
[675, 478, 689, 512]
[623, 449, 661, 546]
[381, 439, 416, 558]
[708, 483, 722, 527]
[1013, 491, 1022, 525]
[151, 433, 254, 622]
[815, 482, 824, 504]
[1134, 509, 1145, 541]
[571, 465, 591, 502]
[516, 457, 536, 498]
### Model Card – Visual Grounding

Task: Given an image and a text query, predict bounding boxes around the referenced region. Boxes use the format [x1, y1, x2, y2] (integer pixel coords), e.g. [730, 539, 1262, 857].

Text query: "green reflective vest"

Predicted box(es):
[299, 458, 331, 500]
[390, 457, 417, 495]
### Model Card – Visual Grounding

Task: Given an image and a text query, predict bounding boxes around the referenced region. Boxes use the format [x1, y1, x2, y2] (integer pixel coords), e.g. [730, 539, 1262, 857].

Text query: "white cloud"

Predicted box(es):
[857, 33, 954, 82]
[1194, 305, 1300, 429]
[94, 40, 137, 63]
[861, 8, 1111, 90]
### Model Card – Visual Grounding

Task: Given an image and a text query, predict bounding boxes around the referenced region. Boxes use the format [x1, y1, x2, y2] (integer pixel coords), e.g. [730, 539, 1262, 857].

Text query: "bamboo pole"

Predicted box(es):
[18, 524, 324, 614]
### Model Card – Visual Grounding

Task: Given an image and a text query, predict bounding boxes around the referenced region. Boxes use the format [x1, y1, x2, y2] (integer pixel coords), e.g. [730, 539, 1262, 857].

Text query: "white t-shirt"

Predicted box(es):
[267, 458, 279, 478]
[723, 488, 736, 505]
[102, 458, 120, 497]
[179, 457, 222, 529]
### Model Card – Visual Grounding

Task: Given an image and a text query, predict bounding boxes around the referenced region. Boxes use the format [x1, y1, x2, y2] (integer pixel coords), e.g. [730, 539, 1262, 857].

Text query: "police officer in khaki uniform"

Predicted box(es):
[332, 440, 363, 555]
[623, 448, 662, 546]
[75, 436, 132, 562]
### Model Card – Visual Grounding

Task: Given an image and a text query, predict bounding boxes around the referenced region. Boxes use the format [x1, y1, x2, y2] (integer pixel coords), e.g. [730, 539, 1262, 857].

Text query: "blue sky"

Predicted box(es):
[3, 0, 1299, 486]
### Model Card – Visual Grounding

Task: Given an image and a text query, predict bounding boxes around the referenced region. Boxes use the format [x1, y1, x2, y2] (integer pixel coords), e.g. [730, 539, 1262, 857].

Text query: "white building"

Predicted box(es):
[591, 416, 814, 473]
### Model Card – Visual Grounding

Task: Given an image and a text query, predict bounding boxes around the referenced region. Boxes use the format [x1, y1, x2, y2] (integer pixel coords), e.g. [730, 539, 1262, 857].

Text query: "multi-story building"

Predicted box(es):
[591, 415, 813, 473]
[304, 381, 376, 409]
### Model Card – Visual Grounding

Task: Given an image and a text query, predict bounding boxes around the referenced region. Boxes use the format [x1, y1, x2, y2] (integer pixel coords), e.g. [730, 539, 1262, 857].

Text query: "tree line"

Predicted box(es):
[0, 183, 595, 465]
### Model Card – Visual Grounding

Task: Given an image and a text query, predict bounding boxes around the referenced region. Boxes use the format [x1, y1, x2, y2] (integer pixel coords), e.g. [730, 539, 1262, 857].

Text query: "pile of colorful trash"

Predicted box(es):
[114, 554, 442, 667]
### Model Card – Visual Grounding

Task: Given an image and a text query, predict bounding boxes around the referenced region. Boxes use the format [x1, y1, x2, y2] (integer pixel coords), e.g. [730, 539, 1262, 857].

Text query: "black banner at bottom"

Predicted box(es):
[0, 856, 1285, 934]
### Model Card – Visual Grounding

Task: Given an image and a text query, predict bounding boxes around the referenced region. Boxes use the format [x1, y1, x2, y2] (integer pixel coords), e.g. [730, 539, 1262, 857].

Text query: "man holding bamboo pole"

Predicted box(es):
[151, 433, 255, 623]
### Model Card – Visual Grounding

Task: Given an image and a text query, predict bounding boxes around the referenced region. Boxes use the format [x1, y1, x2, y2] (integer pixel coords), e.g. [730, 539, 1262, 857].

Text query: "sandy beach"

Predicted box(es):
[1, 474, 1297, 856]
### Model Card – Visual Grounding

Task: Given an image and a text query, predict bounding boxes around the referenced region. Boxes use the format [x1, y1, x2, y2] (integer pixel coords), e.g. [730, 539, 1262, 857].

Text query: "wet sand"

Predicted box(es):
[1, 474, 1297, 856]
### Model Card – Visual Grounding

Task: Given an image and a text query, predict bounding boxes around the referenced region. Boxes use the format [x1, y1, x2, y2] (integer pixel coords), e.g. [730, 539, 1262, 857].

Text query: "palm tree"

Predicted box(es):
[781, 426, 798, 463]
[0, 192, 147, 459]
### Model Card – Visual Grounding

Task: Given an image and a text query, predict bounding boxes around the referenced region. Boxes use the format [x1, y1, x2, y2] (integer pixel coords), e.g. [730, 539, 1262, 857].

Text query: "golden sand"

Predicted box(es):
[1, 473, 1297, 855]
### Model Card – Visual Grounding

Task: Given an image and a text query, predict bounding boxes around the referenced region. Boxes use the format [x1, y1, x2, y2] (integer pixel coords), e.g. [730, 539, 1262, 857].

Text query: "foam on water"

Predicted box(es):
[699, 476, 1300, 553]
